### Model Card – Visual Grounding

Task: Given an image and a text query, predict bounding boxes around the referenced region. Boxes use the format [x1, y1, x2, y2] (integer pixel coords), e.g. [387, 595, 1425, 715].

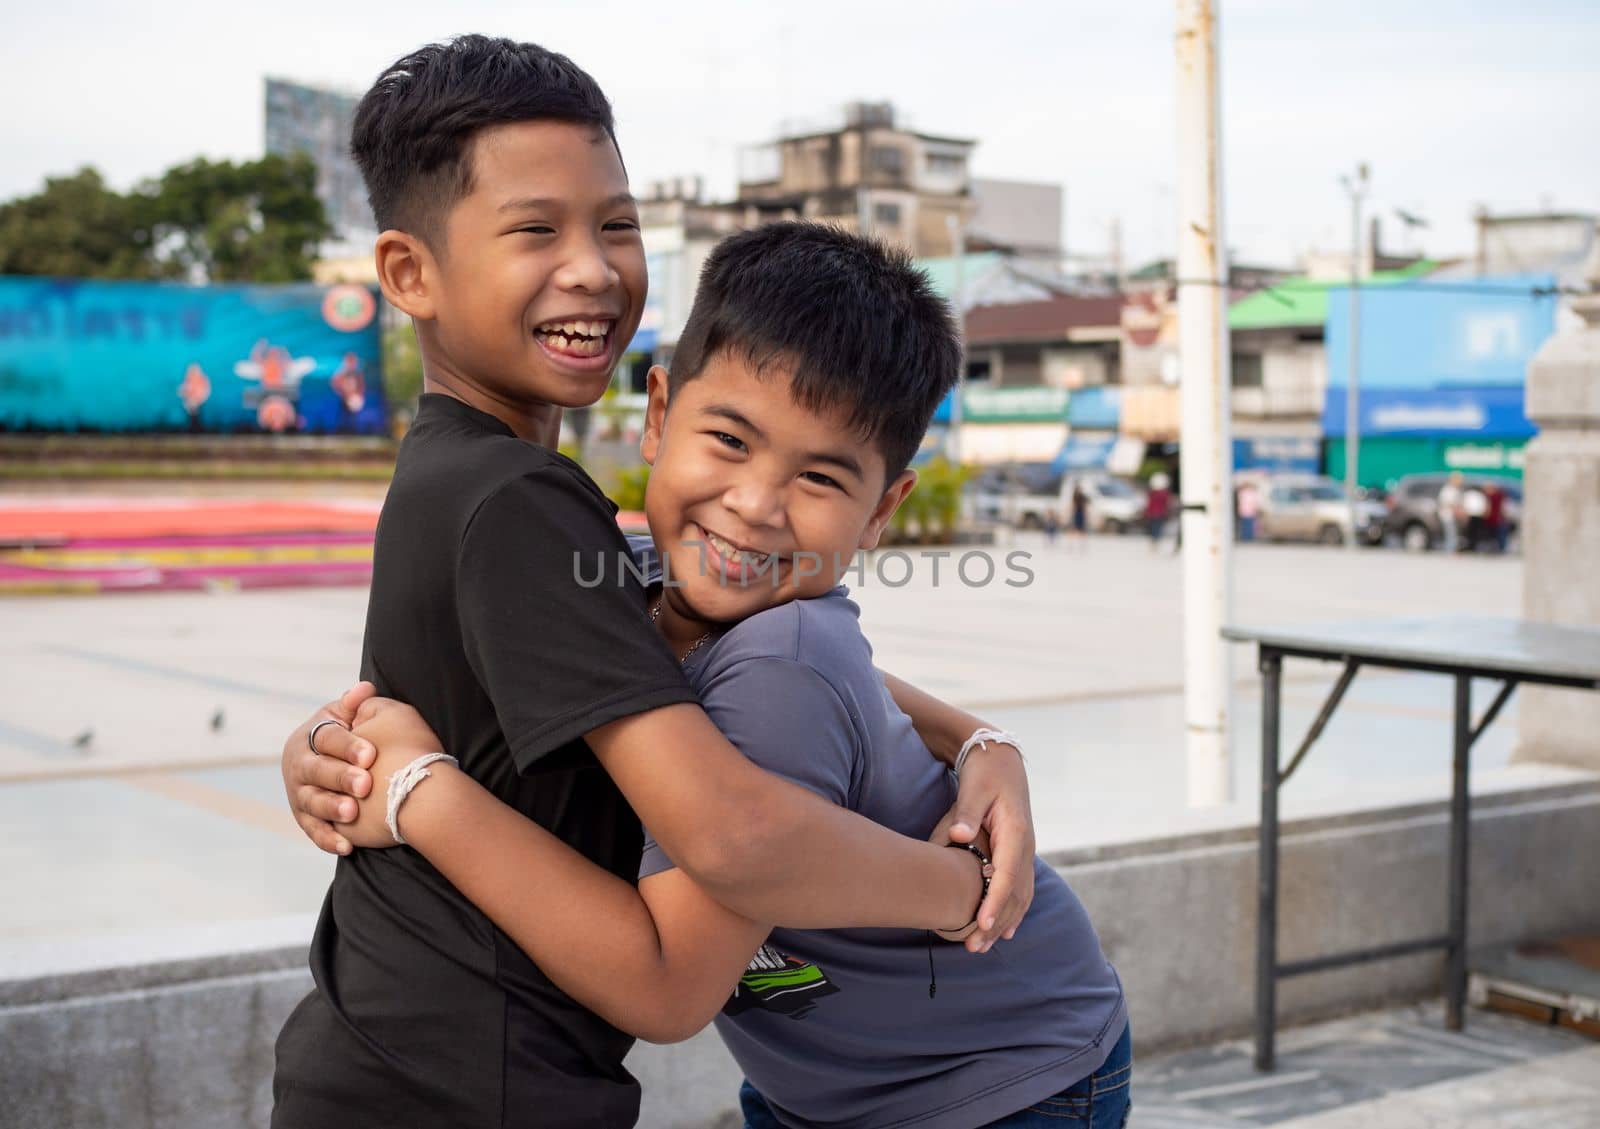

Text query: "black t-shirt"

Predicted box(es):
[272, 394, 696, 1129]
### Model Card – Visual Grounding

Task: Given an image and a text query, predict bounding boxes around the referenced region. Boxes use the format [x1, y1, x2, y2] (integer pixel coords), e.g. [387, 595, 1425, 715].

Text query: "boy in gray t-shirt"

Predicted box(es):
[329, 223, 1130, 1127]
[638, 584, 1126, 1128]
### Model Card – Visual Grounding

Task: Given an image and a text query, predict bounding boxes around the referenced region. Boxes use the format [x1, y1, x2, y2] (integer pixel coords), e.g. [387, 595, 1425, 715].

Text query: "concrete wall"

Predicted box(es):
[5, 782, 1596, 1129]
[1518, 287, 1600, 769]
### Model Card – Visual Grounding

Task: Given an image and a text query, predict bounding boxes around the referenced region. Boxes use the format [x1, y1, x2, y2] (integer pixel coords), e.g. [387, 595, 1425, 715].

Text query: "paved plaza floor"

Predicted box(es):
[1, 531, 1592, 958]
[5, 526, 1597, 1126]
[1135, 1001, 1599, 1127]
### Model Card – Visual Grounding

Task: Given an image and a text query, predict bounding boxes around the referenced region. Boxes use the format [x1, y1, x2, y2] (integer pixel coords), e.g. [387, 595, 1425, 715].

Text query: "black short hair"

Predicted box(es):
[350, 36, 617, 247]
[669, 222, 960, 484]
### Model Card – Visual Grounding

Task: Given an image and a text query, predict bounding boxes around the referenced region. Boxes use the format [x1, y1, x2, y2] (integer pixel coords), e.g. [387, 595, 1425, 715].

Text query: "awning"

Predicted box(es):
[1066, 386, 1121, 430]
[1051, 431, 1117, 473]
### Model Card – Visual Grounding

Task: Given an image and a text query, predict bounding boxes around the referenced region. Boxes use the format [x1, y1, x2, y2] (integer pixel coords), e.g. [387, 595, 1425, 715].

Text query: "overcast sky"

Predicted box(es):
[3, 0, 1596, 268]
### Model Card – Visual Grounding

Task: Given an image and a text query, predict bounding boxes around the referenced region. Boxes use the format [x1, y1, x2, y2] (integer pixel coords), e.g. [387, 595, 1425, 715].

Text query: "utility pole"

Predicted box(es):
[1340, 164, 1369, 550]
[945, 213, 966, 466]
[1175, 0, 1232, 806]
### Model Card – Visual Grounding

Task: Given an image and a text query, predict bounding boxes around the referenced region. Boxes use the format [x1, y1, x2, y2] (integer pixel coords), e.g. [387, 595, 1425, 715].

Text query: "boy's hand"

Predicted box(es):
[930, 830, 994, 944]
[281, 683, 379, 855]
[340, 697, 454, 849]
[931, 741, 1034, 953]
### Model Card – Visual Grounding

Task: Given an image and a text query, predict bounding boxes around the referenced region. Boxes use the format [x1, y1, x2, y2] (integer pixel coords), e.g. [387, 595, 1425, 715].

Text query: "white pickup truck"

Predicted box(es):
[970, 466, 1147, 533]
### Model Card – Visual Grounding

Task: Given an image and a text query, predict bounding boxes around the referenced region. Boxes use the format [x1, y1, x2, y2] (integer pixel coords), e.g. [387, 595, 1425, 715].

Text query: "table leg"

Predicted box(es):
[1446, 674, 1471, 1030]
[1255, 649, 1283, 1071]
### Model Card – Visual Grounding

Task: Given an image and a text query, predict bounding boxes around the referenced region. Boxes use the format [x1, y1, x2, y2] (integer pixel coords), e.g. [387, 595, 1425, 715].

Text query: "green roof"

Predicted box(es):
[1229, 260, 1436, 331]
[915, 252, 1007, 300]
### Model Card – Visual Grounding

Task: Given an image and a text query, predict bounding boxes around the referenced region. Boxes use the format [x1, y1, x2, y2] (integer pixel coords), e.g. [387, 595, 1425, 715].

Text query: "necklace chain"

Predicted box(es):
[650, 599, 712, 664]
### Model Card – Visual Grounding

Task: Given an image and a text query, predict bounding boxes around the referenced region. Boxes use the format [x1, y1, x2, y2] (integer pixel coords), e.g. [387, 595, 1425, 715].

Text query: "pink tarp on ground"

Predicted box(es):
[0, 498, 646, 593]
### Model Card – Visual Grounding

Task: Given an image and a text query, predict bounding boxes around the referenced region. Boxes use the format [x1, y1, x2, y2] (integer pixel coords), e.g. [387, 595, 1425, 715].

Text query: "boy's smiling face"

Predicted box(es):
[388, 120, 646, 420]
[640, 355, 917, 631]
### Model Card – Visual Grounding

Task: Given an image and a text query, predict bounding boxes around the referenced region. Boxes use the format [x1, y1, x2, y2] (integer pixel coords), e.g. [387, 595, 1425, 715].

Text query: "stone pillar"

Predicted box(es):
[1517, 250, 1600, 769]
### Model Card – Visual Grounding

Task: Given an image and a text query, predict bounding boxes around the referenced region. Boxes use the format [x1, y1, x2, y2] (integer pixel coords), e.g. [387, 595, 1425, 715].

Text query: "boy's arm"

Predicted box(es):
[586, 705, 983, 933]
[881, 671, 994, 767]
[342, 698, 980, 1044]
[454, 473, 1012, 945]
[880, 671, 1035, 943]
[347, 720, 767, 1044]
[283, 708, 999, 942]
[589, 654, 1002, 935]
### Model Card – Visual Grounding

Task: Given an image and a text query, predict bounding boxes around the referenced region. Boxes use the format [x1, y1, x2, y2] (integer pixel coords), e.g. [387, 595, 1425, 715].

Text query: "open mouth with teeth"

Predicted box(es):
[695, 523, 780, 585]
[533, 318, 614, 359]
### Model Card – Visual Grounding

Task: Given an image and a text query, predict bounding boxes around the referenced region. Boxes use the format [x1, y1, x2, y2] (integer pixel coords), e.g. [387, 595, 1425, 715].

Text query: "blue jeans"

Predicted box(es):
[738, 1024, 1132, 1129]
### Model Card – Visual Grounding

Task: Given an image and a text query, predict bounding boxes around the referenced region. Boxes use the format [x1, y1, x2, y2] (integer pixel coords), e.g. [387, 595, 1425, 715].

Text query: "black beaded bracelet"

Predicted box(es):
[946, 841, 992, 928]
[925, 842, 995, 999]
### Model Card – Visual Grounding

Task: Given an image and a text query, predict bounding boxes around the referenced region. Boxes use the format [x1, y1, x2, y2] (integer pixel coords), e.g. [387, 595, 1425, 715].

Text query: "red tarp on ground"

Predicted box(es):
[0, 499, 383, 544]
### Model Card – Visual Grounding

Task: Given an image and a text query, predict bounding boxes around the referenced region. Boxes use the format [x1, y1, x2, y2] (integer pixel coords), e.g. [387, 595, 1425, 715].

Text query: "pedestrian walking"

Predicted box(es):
[1146, 473, 1173, 550]
[1486, 483, 1510, 554]
[1462, 484, 1489, 551]
[1438, 473, 1465, 553]
[1237, 480, 1260, 543]
[1069, 481, 1089, 551]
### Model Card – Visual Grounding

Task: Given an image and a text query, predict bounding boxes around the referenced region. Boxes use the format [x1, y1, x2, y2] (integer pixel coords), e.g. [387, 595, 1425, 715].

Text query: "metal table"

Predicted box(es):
[1222, 617, 1600, 1071]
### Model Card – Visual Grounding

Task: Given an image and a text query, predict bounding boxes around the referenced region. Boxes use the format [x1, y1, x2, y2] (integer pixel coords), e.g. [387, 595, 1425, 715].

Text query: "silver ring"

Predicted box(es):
[308, 718, 345, 756]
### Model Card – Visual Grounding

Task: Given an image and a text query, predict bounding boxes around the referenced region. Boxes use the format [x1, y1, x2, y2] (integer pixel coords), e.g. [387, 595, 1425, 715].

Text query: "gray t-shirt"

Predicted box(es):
[639, 587, 1126, 1129]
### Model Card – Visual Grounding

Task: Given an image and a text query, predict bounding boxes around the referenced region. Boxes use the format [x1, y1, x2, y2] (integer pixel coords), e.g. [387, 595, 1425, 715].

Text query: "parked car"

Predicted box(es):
[1063, 472, 1148, 534]
[1256, 475, 1387, 546]
[968, 463, 1064, 529]
[1381, 473, 1522, 552]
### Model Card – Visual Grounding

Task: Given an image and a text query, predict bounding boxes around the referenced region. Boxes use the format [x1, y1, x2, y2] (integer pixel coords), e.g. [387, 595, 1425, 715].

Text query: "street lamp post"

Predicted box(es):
[1340, 164, 1369, 552]
[1175, 0, 1233, 806]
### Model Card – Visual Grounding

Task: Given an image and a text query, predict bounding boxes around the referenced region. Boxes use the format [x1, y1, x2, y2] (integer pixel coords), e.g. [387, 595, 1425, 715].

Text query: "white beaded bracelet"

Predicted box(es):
[953, 728, 1024, 779]
[385, 752, 458, 845]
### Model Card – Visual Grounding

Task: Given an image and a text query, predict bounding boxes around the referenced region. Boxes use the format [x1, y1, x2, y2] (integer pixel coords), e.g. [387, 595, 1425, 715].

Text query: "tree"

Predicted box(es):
[0, 168, 150, 278]
[0, 153, 330, 282]
[141, 154, 330, 282]
[382, 319, 424, 413]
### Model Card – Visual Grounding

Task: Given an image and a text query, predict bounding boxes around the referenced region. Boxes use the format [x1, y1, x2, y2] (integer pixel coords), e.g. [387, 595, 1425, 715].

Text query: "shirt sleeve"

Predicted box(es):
[456, 467, 697, 772]
[639, 657, 862, 880]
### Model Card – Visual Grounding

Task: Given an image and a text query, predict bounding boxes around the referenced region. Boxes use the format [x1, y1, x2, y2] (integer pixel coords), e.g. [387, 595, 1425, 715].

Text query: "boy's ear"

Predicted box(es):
[860, 469, 918, 551]
[373, 230, 438, 321]
[640, 365, 671, 465]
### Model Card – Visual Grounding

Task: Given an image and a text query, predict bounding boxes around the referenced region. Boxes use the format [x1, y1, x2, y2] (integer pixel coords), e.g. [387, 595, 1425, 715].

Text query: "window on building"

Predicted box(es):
[871, 146, 905, 176]
[1231, 353, 1264, 388]
[926, 153, 965, 176]
[966, 359, 992, 382]
[873, 202, 903, 226]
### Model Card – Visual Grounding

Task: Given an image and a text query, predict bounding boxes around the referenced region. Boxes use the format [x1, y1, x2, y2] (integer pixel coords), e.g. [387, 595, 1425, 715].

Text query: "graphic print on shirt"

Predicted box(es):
[724, 942, 839, 1020]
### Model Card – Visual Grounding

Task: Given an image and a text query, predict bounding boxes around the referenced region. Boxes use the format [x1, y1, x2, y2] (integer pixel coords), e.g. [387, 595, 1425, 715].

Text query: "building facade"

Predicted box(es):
[264, 78, 374, 254]
[735, 102, 976, 257]
[968, 178, 1063, 269]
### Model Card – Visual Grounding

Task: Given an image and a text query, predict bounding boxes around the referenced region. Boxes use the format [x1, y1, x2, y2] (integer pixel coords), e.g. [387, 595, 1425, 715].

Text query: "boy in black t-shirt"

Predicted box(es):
[271, 37, 1034, 1129]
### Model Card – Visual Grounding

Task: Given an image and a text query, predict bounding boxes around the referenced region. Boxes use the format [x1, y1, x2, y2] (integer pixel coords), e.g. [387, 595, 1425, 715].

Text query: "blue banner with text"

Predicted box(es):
[0, 277, 385, 434]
